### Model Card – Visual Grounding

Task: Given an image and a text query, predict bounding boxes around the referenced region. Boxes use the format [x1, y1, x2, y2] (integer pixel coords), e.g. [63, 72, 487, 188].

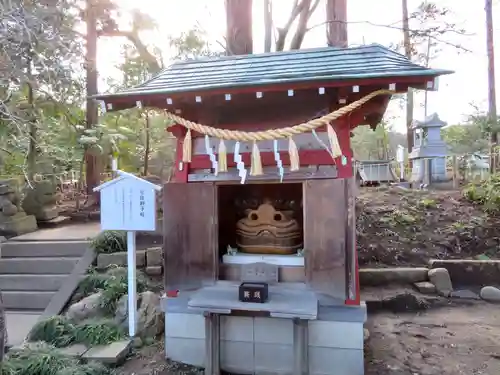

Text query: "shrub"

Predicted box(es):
[90, 230, 126, 254]
[463, 173, 500, 212]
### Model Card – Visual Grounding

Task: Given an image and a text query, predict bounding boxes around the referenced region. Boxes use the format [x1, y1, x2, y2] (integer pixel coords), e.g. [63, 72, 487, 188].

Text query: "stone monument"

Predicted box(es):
[409, 113, 448, 184]
[22, 180, 60, 222]
[0, 179, 38, 236]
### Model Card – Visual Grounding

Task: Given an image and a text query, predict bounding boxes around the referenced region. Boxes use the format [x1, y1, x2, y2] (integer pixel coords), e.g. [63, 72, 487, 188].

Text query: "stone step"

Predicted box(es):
[0, 257, 79, 274]
[1, 240, 89, 258]
[0, 274, 71, 291]
[2, 290, 55, 310]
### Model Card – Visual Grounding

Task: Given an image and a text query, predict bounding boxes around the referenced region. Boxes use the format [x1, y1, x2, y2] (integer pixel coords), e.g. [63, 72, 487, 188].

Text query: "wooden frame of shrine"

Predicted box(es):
[95, 44, 452, 375]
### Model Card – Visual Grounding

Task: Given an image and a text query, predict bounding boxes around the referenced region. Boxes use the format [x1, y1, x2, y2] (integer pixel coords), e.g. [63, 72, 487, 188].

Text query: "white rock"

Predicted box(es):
[428, 268, 453, 297]
[480, 286, 500, 302]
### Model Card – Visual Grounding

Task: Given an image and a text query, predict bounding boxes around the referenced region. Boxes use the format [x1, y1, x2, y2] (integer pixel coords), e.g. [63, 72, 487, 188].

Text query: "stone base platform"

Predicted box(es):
[162, 293, 366, 375]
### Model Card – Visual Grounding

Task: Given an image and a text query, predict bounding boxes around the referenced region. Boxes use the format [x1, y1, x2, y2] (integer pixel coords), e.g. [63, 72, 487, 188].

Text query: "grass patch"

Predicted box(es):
[463, 174, 500, 213]
[28, 317, 76, 348]
[419, 198, 437, 208]
[98, 267, 148, 315]
[73, 266, 148, 306]
[28, 316, 125, 348]
[2, 345, 111, 375]
[55, 362, 110, 375]
[6, 345, 78, 375]
[73, 319, 125, 346]
[90, 230, 126, 254]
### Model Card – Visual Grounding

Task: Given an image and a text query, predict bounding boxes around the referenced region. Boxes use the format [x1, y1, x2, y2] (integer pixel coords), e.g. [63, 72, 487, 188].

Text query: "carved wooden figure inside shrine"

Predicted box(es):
[94, 45, 452, 375]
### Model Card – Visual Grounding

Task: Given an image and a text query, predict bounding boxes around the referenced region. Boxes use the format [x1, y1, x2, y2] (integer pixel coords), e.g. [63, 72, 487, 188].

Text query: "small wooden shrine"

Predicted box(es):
[95, 44, 452, 375]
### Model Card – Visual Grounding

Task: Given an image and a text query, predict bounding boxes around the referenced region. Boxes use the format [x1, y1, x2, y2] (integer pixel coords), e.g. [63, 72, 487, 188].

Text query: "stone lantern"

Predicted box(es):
[409, 113, 448, 183]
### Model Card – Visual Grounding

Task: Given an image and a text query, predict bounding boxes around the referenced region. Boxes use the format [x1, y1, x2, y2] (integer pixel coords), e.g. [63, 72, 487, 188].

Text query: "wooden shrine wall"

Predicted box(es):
[163, 177, 357, 302]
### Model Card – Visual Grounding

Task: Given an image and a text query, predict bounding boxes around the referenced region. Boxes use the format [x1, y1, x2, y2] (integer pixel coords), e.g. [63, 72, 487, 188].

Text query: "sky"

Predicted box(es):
[97, 0, 500, 133]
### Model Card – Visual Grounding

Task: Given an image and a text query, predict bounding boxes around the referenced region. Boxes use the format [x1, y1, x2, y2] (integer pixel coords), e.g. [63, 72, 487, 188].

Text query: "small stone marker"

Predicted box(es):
[241, 262, 278, 284]
[428, 268, 453, 297]
[82, 340, 132, 365]
[414, 281, 436, 295]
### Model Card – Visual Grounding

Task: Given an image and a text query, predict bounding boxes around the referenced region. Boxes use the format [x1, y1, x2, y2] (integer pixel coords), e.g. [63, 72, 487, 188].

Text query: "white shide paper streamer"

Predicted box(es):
[233, 142, 247, 184]
[204, 135, 219, 176]
[273, 140, 284, 182]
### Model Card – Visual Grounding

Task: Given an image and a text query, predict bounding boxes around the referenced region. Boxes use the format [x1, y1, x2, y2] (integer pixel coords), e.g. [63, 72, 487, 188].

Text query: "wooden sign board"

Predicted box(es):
[94, 171, 161, 232]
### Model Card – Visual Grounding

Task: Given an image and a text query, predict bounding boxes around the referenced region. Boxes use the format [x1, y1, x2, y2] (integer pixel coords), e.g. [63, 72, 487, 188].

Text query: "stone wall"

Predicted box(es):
[96, 247, 162, 276]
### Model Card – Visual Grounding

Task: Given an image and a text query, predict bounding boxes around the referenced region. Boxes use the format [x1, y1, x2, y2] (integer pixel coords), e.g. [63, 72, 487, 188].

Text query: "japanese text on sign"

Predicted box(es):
[139, 189, 145, 217]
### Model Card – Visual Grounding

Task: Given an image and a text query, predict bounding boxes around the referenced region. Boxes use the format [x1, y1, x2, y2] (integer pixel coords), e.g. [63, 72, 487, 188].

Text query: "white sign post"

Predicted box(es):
[94, 170, 162, 337]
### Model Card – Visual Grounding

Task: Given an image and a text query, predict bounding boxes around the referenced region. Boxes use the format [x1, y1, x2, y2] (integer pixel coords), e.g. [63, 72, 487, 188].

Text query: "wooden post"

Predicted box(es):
[127, 231, 137, 337]
[485, 0, 498, 173]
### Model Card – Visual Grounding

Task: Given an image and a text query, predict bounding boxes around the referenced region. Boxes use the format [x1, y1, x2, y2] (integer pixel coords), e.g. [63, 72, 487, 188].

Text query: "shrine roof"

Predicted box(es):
[94, 44, 453, 102]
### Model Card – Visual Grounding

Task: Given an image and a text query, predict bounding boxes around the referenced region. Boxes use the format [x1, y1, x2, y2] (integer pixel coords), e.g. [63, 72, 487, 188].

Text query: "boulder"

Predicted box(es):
[480, 286, 500, 303]
[66, 292, 103, 322]
[428, 268, 453, 297]
[146, 247, 163, 267]
[114, 291, 164, 337]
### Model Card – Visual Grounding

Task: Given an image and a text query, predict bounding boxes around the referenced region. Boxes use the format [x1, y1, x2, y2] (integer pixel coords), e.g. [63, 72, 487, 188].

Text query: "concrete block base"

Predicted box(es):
[163, 296, 366, 375]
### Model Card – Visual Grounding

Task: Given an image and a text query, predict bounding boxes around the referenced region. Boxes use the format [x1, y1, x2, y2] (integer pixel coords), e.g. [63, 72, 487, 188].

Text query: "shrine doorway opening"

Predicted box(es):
[217, 182, 305, 281]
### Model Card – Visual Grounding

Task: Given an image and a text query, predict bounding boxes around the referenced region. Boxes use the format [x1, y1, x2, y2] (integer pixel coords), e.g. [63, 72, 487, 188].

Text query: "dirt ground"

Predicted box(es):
[366, 303, 500, 375]
[115, 302, 500, 375]
[357, 186, 500, 268]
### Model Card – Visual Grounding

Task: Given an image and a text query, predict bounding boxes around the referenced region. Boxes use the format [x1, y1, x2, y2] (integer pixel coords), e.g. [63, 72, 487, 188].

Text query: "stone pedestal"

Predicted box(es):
[22, 180, 60, 222]
[0, 180, 38, 237]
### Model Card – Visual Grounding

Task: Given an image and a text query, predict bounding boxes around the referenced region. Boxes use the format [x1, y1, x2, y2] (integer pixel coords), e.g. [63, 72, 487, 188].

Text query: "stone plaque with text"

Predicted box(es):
[241, 262, 278, 284]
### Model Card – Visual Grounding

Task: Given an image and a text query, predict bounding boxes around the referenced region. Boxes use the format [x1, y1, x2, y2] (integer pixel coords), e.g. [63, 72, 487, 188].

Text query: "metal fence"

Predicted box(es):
[353, 152, 500, 187]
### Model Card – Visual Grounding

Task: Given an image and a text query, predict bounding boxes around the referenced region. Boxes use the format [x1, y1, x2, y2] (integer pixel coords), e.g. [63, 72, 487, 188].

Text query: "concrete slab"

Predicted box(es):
[82, 339, 132, 365]
[6, 311, 41, 347]
[58, 344, 89, 357]
[11, 223, 101, 242]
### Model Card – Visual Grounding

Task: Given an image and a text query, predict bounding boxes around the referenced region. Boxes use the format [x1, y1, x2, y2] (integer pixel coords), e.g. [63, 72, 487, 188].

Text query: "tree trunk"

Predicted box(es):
[27, 81, 36, 182]
[225, 0, 253, 55]
[264, 0, 273, 52]
[143, 111, 150, 176]
[85, 0, 101, 204]
[402, 0, 414, 156]
[289, 0, 315, 50]
[485, 0, 498, 173]
[326, 0, 348, 47]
